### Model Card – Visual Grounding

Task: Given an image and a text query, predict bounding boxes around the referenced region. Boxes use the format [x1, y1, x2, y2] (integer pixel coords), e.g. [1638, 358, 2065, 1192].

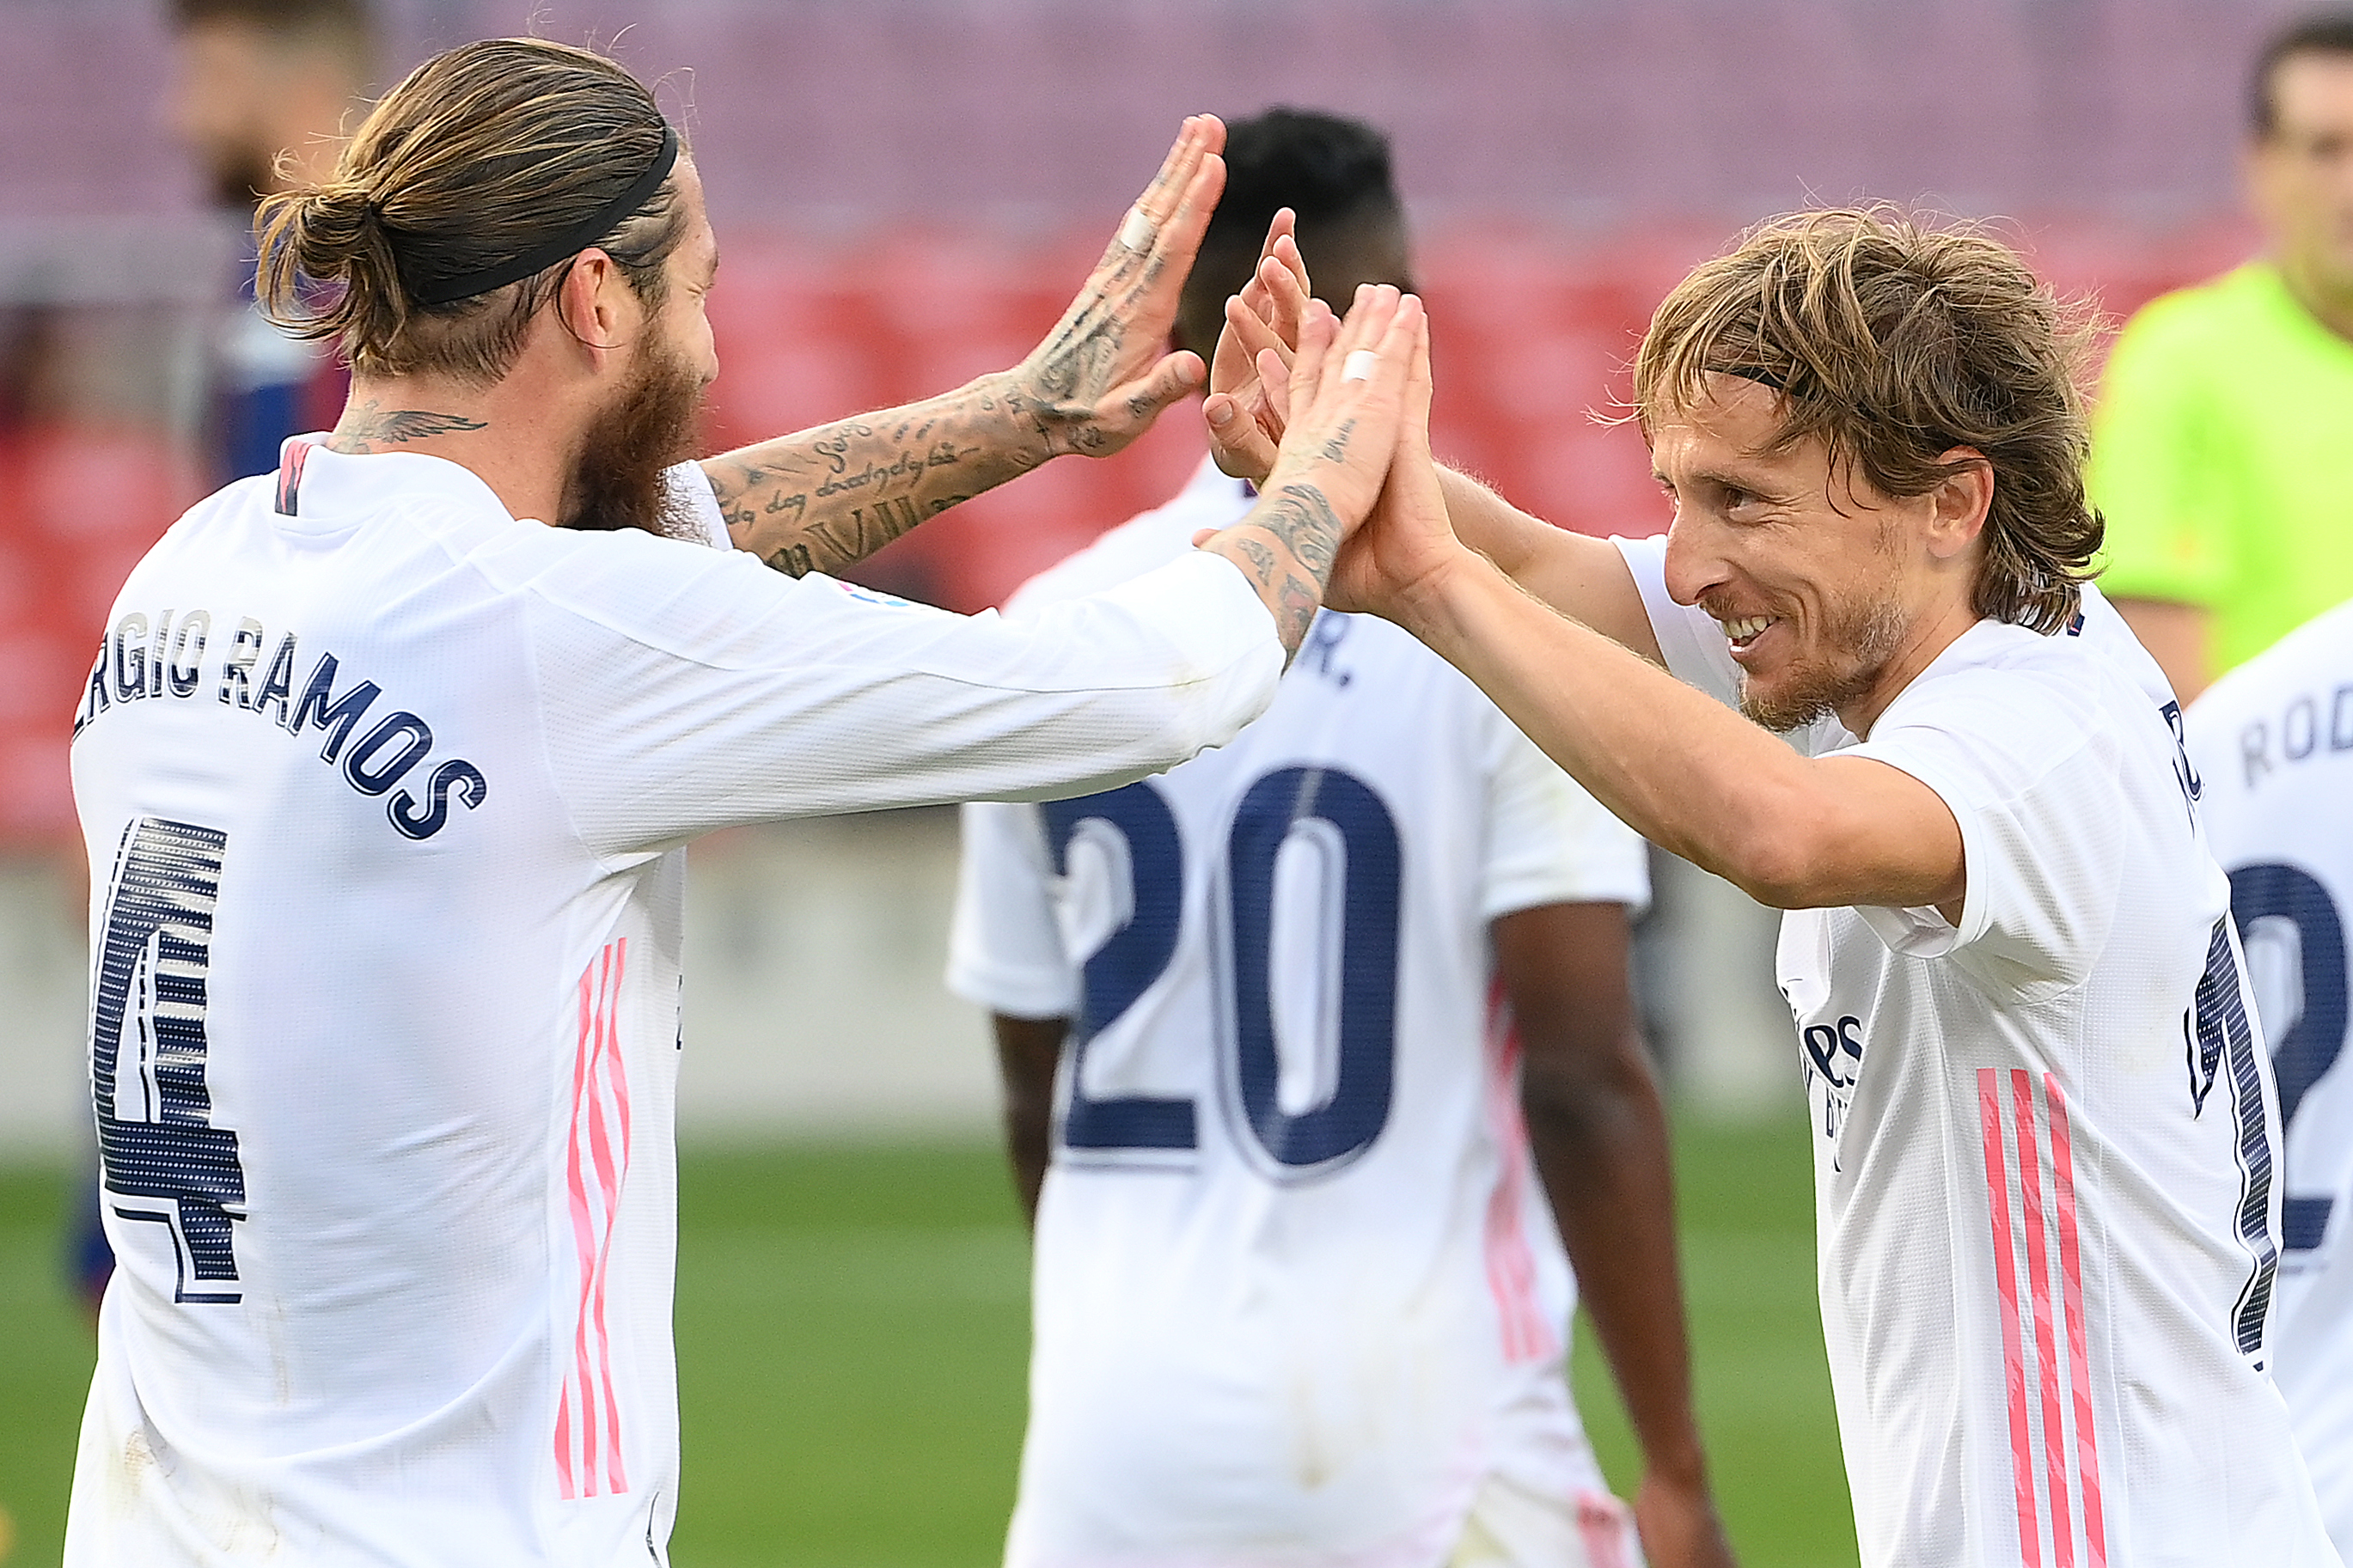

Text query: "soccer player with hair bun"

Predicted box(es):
[65, 36, 1428, 1565]
[1211, 207, 2340, 1565]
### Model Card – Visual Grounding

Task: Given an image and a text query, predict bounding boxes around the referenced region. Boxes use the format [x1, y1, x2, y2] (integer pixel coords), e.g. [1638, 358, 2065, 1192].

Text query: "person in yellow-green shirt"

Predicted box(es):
[2092, 9, 2353, 702]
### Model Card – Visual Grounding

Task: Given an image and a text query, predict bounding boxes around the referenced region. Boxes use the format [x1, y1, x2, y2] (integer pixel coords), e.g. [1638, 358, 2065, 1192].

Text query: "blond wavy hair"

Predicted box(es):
[1634, 207, 2104, 634]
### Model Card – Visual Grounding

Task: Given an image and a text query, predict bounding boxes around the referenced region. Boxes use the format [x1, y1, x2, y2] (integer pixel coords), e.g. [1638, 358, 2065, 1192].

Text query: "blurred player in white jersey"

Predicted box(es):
[1206, 212, 2341, 1565]
[2188, 601, 2353, 1559]
[64, 40, 1435, 1566]
[950, 111, 1735, 1568]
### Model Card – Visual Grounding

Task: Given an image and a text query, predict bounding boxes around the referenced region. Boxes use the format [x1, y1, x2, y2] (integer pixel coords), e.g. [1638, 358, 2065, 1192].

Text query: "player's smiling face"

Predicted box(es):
[1652, 374, 1949, 735]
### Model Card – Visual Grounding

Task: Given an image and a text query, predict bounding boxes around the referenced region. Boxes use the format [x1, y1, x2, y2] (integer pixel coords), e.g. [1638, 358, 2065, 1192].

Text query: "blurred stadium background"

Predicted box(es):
[0, 1, 2315, 1563]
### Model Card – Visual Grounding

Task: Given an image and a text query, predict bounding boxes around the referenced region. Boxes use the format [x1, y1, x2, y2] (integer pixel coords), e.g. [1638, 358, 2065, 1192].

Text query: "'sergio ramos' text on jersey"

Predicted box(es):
[64, 441, 1282, 1566]
[1615, 534, 2336, 1567]
[950, 460, 1651, 1568]
[2188, 599, 2353, 1563]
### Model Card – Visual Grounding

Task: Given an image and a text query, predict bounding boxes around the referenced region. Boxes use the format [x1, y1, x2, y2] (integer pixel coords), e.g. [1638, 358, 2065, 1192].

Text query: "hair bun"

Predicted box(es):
[282, 179, 382, 278]
[254, 36, 682, 381]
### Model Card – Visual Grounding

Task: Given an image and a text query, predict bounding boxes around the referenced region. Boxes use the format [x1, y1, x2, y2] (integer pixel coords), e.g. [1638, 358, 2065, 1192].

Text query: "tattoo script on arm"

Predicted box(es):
[701, 376, 1066, 577]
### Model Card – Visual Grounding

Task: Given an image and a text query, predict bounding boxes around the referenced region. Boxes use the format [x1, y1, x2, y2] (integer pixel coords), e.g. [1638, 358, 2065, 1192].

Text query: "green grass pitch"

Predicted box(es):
[0, 1119, 1854, 1566]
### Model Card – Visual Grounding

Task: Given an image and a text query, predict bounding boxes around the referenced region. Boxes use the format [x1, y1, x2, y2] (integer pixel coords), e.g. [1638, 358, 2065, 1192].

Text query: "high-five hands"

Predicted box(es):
[1203, 215, 1316, 482]
[1198, 284, 1428, 655]
[1005, 115, 1230, 460]
[1321, 301, 1461, 624]
[1199, 217, 1467, 627]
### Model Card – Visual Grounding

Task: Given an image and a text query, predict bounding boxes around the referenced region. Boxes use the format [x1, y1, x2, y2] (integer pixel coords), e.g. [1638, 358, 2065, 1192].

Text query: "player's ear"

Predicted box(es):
[1924, 448, 1994, 561]
[553, 248, 635, 360]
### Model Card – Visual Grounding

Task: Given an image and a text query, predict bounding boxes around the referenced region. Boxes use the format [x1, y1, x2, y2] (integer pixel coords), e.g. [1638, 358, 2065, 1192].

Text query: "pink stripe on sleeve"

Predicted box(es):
[2012, 1071, 2074, 1568]
[2044, 1075, 2106, 1568]
[1980, 1068, 2044, 1568]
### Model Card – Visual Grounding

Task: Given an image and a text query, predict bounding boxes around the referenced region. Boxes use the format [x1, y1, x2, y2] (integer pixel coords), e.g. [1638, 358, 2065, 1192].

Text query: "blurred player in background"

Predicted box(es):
[2091, 7, 2353, 703]
[949, 110, 1735, 1568]
[168, 0, 374, 482]
[64, 38, 1433, 1564]
[2186, 606, 2353, 1560]
[1210, 209, 2338, 1565]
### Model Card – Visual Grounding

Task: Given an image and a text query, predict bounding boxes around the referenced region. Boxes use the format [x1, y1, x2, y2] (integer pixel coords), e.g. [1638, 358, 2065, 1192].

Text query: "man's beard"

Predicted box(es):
[563, 335, 706, 540]
[1738, 590, 1908, 735]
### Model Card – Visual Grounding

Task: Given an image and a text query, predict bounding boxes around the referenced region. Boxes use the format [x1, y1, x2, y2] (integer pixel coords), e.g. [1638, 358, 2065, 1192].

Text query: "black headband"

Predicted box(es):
[1713, 363, 1789, 393]
[406, 125, 680, 308]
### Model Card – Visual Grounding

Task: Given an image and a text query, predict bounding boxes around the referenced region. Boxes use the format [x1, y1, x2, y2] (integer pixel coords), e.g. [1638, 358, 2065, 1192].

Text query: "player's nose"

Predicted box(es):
[1659, 514, 1732, 609]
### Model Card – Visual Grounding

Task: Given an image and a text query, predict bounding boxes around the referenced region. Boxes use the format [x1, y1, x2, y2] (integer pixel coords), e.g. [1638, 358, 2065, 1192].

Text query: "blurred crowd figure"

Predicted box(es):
[2095, 10, 2353, 703]
[168, 0, 373, 485]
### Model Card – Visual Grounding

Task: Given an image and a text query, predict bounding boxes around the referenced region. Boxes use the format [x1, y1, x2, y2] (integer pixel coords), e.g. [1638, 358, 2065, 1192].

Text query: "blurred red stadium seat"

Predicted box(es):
[0, 424, 204, 847]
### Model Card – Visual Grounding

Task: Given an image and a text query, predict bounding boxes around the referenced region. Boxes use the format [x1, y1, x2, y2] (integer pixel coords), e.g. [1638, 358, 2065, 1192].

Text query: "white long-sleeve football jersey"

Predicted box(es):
[950, 459, 1652, 1568]
[2187, 600, 2353, 1563]
[64, 439, 1282, 1567]
[1617, 534, 2338, 1568]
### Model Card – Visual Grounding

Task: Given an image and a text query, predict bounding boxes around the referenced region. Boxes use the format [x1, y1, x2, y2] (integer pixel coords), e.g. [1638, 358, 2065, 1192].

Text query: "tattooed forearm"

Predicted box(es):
[702, 374, 1048, 577]
[1249, 483, 1343, 582]
[757, 495, 969, 577]
[1274, 571, 1321, 650]
[1232, 536, 1280, 585]
[1204, 481, 1352, 659]
[705, 130, 1200, 575]
[326, 400, 486, 454]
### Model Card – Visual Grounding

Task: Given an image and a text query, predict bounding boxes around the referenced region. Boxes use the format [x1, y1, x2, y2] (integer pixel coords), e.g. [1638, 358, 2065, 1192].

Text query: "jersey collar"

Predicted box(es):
[271, 435, 514, 525]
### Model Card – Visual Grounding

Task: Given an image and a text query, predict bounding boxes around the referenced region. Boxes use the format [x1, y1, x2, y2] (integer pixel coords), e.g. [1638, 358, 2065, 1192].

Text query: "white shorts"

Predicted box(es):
[1446, 1469, 1644, 1568]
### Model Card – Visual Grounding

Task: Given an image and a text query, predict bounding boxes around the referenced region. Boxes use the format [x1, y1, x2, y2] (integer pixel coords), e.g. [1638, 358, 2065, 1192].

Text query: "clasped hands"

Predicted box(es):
[1196, 211, 1467, 621]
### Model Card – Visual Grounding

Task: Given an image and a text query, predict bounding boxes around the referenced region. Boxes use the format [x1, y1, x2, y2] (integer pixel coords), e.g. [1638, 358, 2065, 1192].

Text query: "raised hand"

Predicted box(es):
[1324, 296, 1458, 622]
[1199, 284, 1427, 653]
[1004, 115, 1231, 459]
[706, 117, 1229, 577]
[1203, 217, 1315, 482]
